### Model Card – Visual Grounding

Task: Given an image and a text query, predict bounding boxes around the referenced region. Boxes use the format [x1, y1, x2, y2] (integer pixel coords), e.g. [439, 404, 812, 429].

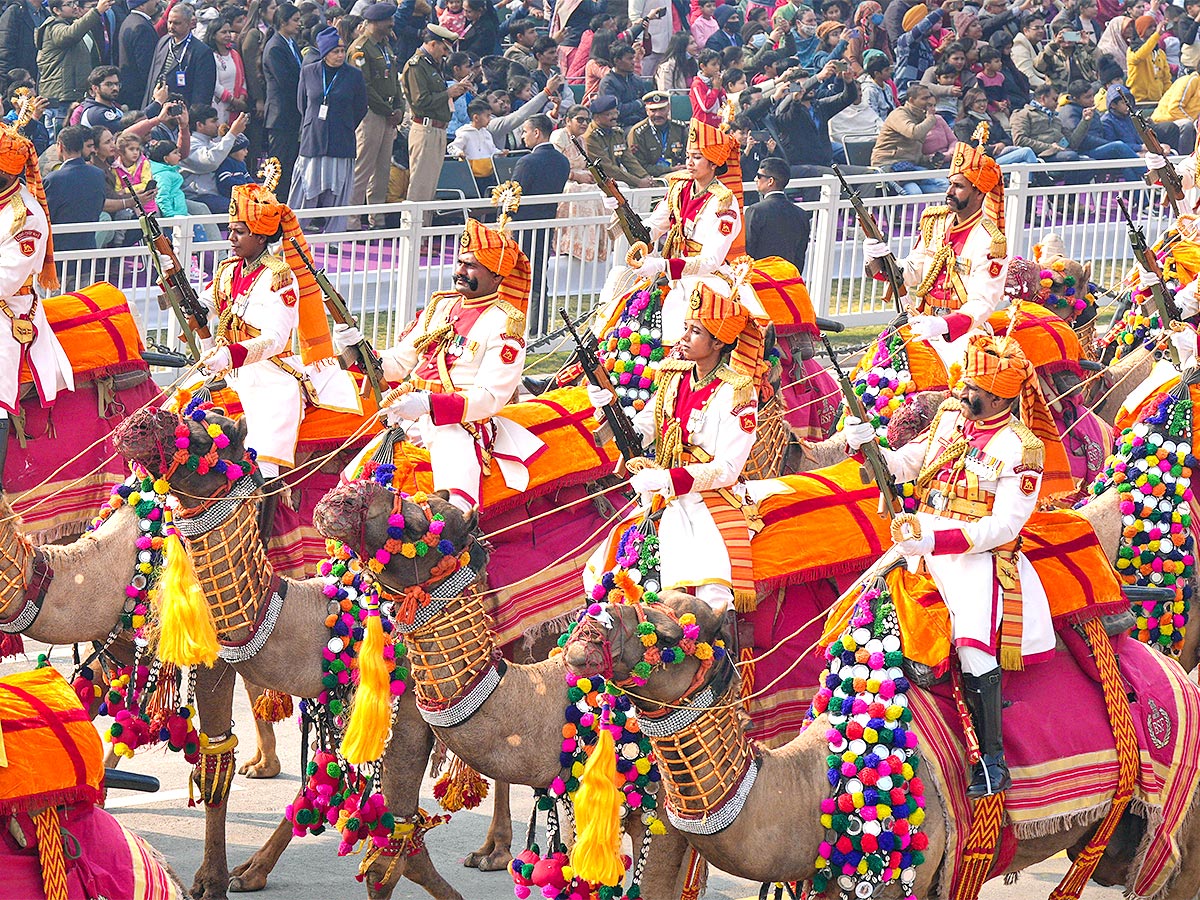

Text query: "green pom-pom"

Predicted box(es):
[326, 761, 342, 778]
[381, 812, 395, 830]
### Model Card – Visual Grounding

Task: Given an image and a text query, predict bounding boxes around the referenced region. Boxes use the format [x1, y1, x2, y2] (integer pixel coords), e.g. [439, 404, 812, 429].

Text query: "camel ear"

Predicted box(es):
[234, 414, 249, 449]
[647, 605, 684, 646]
[1083, 261, 1092, 284]
[434, 489, 451, 500]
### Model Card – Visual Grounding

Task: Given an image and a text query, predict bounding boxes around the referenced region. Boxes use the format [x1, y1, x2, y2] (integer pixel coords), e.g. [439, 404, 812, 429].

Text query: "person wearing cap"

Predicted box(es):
[402, 25, 470, 221]
[892, 3, 942, 91]
[195, 180, 361, 489]
[215, 131, 256, 197]
[333, 213, 542, 514]
[0, 118, 71, 486]
[864, 123, 1009, 366]
[583, 94, 654, 188]
[290, 25, 367, 233]
[1127, 14, 1171, 103]
[625, 90, 688, 180]
[349, 4, 402, 229]
[584, 281, 767, 616]
[706, 5, 744, 51]
[844, 332, 1065, 797]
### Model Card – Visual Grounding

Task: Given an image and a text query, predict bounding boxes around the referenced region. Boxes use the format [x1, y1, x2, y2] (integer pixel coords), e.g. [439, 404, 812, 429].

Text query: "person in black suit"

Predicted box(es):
[262, 2, 302, 191]
[118, 0, 158, 108]
[512, 113, 570, 332]
[43, 124, 106, 287]
[744, 156, 811, 274]
[142, 3, 216, 107]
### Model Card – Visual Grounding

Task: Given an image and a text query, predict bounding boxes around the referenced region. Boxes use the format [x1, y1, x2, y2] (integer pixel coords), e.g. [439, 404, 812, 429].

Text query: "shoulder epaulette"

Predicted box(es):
[657, 358, 693, 373]
[263, 252, 292, 291]
[664, 170, 691, 183]
[492, 296, 526, 341]
[981, 217, 1006, 259]
[1008, 418, 1045, 470]
[920, 204, 950, 220]
[709, 178, 734, 212]
[715, 364, 755, 409]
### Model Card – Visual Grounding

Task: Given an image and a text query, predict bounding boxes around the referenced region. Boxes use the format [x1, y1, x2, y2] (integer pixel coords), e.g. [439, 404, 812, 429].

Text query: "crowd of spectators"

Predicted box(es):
[0, 0, 1197, 282]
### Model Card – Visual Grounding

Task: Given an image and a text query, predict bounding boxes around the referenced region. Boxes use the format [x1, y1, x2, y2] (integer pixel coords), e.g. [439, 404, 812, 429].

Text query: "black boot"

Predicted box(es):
[965, 667, 1011, 798]
[0, 417, 9, 493]
[257, 478, 282, 551]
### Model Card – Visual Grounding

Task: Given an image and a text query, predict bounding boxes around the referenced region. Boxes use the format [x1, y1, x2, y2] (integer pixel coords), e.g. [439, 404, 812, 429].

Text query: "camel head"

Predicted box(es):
[112, 405, 252, 503]
[313, 479, 480, 591]
[563, 591, 731, 711]
[885, 390, 946, 449]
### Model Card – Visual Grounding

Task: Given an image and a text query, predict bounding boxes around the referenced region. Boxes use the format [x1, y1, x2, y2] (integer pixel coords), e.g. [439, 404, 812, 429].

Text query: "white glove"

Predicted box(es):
[1135, 263, 1161, 287]
[602, 195, 619, 211]
[586, 381, 615, 409]
[381, 391, 431, 425]
[636, 256, 667, 277]
[333, 323, 364, 352]
[1145, 151, 1168, 171]
[200, 344, 232, 375]
[863, 238, 892, 261]
[1176, 278, 1199, 319]
[897, 531, 935, 562]
[630, 467, 672, 496]
[842, 415, 876, 451]
[1171, 327, 1198, 370]
[908, 314, 950, 342]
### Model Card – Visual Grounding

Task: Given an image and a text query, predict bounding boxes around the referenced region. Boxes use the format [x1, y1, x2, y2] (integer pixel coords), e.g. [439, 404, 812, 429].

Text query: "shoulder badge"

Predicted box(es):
[500, 343, 519, 365]
[281, 287, 298, 307]
[14, 228, 39, 257]
[738, 409, 756, 433]
[1019, 471, 1038, 496]
[351, 51, 366, 66]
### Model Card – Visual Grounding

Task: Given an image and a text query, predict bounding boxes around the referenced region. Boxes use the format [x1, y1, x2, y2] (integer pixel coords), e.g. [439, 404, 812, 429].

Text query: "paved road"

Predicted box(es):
[4, 648, 1125, 900]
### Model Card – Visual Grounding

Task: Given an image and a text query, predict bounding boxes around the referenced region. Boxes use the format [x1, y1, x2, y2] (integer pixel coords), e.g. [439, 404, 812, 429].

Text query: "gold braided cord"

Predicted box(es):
[181, 502, 272, 642]
[645, 694, 756, 820]
[404, 585, 497, 710]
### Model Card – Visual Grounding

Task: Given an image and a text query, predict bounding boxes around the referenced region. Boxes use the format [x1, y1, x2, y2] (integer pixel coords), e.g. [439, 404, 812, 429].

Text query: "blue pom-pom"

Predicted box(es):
[438, 539, 455, 555]
[387, 526, 404, 539]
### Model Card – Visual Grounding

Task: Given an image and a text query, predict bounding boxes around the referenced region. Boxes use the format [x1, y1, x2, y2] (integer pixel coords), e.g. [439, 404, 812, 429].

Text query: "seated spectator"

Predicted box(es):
[744, 154, 811, 271]
[787, 5, 823, 70]
[774, 61, 863, 176]
[921, 40, 976, 105]
[147, 140, 192, 224]
[1151, 71, 1199, 155]
[180, 104, 248, 213]
[1058, 79, 1109, 152]
[657, 32, 699, 92]
[979, 0, 1019, 43]
[707, 5, 744, 51]
[975, 47, 1008, 114]
[722, 68, 748, 116]
[1012, 11, 1048, 90]
[1097, 84, 1159, 181]
[730, 115, 777, 177]
[450, 97, 501, 179]
[862, 51, 897, 121]
[1035, 21, 1097, 92]
[43, 125, 106, 252]
[598, 42, 651, 127]
[811, 20, 845, 68]
[215, 133, 257, 197]
[921, 99, 957, 156]
[447, 52, 479, 139]
[955, 87, 1039, 164]
[829, 65, 884, 142]
[505, 19, 539, 72]
[690, 49, 726, 126]
[691, 0, 720, 49]
[930, 62, 962, 123]
[75, 66, 167, 130]
[486, 77, 561, 151]
[1010, 80, 1093, 182]
[990, 30, 1032, 110]
[1127, 16, 1171, 103]
[870, 82, 950, 194]
[438, 0, 467, 37]
[112, 131, 156, 213]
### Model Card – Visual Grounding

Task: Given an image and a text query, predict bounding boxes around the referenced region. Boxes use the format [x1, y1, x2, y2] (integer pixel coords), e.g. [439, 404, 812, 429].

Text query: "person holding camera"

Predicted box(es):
[36, 0, 117, 136]
[772, 59, 867, 178]
[1035, 20, 1096, 91]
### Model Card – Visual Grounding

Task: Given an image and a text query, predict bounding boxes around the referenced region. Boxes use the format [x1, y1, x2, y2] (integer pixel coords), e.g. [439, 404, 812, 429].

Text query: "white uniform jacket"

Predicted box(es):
[879, 404, 1055, 664]
[380, 290, 542, 508]
[0, 183, 72, 415]
[200, 255, 361, 468]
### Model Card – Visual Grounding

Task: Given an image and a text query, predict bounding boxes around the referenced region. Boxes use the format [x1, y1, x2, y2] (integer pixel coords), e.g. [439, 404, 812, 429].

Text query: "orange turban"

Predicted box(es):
[962, 331, 1074, 497]
[902, 3, 928, 31]
[459, 216, 532, 315]
[689, 282, 768, 389]
[0, 122, 56, 292]
[688, 119, 739, 168]
[228, 181, 333, 366]
[950, 121, 1004, 231]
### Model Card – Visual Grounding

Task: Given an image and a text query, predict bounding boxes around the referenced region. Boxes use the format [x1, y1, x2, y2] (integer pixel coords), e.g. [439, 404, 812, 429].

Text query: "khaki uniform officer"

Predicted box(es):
[625, 90, 688, 180]
[349, 2, 402, 228]
[582, 94, 652, 188]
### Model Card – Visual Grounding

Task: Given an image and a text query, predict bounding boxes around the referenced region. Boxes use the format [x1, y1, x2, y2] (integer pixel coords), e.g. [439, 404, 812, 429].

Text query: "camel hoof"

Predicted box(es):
[475, 849, 514, 872]
[229, 873, 268, 893]
[238, 757, 281, 779]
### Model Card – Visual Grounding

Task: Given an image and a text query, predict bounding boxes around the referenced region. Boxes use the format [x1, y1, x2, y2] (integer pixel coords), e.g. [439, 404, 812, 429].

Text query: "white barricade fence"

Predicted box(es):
[47, 156, 1165, 352]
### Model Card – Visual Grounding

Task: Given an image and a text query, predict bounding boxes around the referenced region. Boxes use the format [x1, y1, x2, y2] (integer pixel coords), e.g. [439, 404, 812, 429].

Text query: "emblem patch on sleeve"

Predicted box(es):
[989, 260, 1003, 278]
[1019, 472, 1038, 496]
[739, 411, 755, 433]
[15, 229, 40, 257]
[718, 219, 733, 236]
[500, 343, 518, 364]
[281, 287, 298, 307]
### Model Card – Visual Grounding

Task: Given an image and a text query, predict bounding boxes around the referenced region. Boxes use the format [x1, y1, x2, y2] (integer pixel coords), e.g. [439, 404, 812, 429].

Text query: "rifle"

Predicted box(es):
[570, 134, 654, 250]
[1130, 111, 1184, 217]
[820, 331, 900, 519]
[559, 307, 643, 462]
[288, 237, 386, 404]
[118, 170, 210, 357]
[832, 164, 906, 315]
[1117, 196, 1181, 366]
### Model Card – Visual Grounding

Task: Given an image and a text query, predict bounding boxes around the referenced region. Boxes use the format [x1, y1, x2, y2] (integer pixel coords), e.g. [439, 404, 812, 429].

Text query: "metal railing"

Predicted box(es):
[48, 156, 1162, 349]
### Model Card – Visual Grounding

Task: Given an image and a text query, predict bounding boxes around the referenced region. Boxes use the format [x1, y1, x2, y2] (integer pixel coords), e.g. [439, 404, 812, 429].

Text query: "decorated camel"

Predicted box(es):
[560, 521, 1200, 898]
[109, 404, 694, 900]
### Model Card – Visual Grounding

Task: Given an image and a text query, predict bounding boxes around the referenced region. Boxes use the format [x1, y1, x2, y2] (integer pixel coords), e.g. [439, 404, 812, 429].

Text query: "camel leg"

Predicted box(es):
[237, 680, 282, 779]
[191, 661, 238, 900]
[364, 692, 463, 900]
[229, 816, 293, 893]
[463, 781, 513, 872]
[636, 823, 692, 900]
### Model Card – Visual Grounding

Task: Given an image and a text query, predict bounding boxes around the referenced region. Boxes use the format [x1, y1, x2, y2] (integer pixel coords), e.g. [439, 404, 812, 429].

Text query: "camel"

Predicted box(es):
[111, 406, 693, 900]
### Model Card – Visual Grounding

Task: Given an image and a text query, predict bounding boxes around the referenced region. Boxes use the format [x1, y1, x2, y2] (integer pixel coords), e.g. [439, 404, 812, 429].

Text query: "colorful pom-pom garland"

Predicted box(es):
[804, 582, 927, 898]
[836, 328, 920, 452]
[1090, 392, 1193, 657]
[600, 281, 666, 417]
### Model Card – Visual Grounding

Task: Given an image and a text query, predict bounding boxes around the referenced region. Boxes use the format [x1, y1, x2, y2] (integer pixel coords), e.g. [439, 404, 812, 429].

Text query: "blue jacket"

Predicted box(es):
[1058, 101, 1108, 153]
[1097, 110, 1142, 151]
[297, 61, 367, 159]
[216, 156, 257, 198]
[894, 9, 942, 91]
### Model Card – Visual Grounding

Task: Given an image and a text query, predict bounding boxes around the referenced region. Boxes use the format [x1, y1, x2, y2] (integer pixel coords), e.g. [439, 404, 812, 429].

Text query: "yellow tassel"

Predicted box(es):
[570, 727, 625, 887]
[340, 610, 391, 764]
[251, 689, 293, 723]
[154, 533, 219, 667]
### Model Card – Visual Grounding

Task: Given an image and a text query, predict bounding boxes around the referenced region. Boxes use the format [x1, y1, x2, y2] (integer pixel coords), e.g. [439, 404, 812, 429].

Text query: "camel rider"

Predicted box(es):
[595, 119, 750, 346]
[844, 333, 1058, 798]
[0, 116, 71, 490]
[196, 180, 362, 531]
[586, 282, 766, 616]
[333, 214, 542, 514]
[863, 123, 1009, 368]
